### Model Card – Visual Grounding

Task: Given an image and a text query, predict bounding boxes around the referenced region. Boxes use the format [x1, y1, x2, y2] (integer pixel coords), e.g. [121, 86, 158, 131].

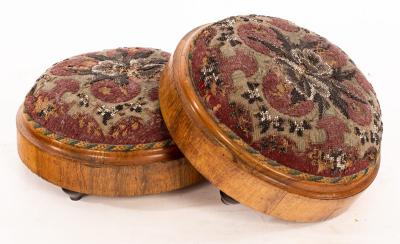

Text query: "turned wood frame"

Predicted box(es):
[17, 107, 203, 197]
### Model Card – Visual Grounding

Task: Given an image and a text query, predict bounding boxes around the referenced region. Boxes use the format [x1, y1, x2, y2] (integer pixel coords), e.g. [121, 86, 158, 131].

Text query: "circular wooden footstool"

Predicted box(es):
[17, 47, 203, 199]
[160, 15, 382, 222]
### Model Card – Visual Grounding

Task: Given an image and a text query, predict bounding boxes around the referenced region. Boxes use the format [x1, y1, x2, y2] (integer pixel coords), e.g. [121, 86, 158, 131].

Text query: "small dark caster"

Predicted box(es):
[220, 191, 239, 205]
[62, 188, 87, 201]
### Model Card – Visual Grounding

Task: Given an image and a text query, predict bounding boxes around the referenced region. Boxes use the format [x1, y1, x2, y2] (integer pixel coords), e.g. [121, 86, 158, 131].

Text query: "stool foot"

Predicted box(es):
[62, 188, 86, 201]
[220, 191, 239, 205]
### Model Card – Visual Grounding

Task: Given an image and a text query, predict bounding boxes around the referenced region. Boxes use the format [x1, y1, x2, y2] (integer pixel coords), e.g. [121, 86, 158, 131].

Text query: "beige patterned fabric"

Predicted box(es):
[25, 47, 171, 145]
[189, 15, 382, 177]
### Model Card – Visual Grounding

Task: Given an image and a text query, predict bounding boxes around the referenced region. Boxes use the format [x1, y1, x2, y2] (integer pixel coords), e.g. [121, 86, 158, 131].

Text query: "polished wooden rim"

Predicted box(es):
[17, 106, 183, 166]
[162, 25, 379, 200]
[17, 106, 204, 196]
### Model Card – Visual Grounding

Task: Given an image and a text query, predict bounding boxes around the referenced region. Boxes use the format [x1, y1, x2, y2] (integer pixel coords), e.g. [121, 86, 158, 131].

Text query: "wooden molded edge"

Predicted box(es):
[17, 106, 183, 166]
[17, 125, 204, 196]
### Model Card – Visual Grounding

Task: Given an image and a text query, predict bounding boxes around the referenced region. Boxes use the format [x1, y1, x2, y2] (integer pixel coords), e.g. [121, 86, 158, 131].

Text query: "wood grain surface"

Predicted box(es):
[17, 107, 204, 196]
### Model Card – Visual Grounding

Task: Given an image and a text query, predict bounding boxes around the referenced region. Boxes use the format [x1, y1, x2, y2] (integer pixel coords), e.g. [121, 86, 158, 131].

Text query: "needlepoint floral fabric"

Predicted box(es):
[25, 48, 171, 145]
[189, 15, 382, 178]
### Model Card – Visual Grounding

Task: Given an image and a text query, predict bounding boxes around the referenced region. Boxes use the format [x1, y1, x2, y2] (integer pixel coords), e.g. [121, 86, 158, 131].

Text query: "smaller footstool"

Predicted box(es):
[17, 47, 203, 199]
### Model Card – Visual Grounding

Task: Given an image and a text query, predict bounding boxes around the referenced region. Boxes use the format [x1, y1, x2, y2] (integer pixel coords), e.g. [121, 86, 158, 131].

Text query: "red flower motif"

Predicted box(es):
[317, 44, 348, 68]
[262, 70, 314, 117]
[342, 82, 372, 126]
[237, 23, 283, 55]
[50, 57, 98, 76]
[90, 79, 140, 103]
[355, 71, 375, 94]
[267, 17, 300, 32]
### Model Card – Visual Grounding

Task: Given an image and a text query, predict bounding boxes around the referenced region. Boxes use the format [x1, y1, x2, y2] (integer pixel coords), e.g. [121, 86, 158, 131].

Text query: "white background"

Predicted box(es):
[1, 0, 399, 243]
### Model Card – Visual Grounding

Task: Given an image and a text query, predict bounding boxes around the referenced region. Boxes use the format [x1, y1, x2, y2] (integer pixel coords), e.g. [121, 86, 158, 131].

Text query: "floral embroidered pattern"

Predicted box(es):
[242, 82, 262, 104]
[189, 15, 382, 178]
[216, 18, 242, 47]
[24, 47, 171, 145]
[288, 120, 312, 136]
[200, 57, 222, 89]
[247, 28, 365, 119]
[255, 106, 284, 133]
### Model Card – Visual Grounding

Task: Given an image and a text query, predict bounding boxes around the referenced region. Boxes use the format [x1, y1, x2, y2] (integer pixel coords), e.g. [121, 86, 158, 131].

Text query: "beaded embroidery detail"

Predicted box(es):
[189, 15, 382, 178]
[25, 48, 171, 145]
